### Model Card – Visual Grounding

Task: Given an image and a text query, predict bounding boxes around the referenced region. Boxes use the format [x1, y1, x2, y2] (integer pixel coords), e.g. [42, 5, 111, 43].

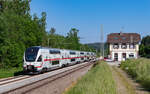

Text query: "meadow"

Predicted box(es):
[0, 68, 22, 78]
[64, 61, 117, 94]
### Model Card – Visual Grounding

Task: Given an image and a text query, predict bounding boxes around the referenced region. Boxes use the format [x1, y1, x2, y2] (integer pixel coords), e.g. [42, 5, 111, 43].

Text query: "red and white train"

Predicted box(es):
[23, 46, 96, 74]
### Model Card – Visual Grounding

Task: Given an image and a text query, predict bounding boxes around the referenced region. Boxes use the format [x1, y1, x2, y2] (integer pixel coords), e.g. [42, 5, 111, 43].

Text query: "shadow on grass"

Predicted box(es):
[93, 61, 99, 67]
[14, 71, 24, 76]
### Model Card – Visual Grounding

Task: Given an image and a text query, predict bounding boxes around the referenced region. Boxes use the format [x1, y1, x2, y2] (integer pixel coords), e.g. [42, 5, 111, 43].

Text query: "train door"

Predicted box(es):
[76, 52, 80, 63]
[84, 52, 87, 62]
[41, 50, 48, 69]
[48, 51, 53, 68]
[44, 55, 49, 68]
[80, 52, 84, 62]
[65, 51, 69, 64]
[60, 50, 66, 67]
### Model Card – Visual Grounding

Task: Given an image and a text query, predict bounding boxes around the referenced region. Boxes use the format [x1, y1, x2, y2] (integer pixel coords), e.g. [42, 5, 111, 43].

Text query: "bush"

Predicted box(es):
[120, 58, 150, 90]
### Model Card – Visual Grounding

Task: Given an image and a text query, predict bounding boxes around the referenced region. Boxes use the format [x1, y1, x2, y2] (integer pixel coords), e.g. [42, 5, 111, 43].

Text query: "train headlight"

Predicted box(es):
[23, 63, 27, 67]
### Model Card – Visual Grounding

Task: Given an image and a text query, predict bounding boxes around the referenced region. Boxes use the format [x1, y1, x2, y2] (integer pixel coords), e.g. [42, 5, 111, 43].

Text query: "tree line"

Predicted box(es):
[0, 0, 95, 68]
[139, 36, 150, 58]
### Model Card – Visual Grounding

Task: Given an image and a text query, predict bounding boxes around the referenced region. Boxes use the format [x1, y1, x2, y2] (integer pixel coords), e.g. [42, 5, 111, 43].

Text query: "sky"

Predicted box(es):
[30, 0, 150, 43]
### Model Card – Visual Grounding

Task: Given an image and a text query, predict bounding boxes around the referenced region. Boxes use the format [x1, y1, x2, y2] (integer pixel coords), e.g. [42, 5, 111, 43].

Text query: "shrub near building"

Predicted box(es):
[120, 58, 150, 90]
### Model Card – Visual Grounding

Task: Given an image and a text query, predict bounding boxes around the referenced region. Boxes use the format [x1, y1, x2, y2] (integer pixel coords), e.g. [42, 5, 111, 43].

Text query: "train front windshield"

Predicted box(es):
[25, 47, 39, 62]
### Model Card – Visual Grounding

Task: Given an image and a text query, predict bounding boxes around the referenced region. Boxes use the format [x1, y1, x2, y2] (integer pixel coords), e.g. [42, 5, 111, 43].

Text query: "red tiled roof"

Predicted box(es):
[107, 33, 141, 43]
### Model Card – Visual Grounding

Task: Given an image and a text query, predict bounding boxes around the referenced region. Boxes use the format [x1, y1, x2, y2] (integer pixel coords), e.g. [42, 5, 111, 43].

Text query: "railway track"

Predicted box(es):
[0, 61, 95, 94]
[0, 62, 86, 86]
[0, 75, 25, 82]
[0, 75, 31, 86]
[22, 61, 94, 94]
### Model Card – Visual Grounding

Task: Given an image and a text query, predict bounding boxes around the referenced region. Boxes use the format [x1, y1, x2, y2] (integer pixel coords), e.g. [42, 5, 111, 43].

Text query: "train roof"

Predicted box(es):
[29, 46, 95, 53]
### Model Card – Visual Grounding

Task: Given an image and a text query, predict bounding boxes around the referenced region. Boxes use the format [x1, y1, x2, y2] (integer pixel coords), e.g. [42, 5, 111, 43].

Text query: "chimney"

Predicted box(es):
[119, 31, 123, 36]
[119, 27, 124, 35]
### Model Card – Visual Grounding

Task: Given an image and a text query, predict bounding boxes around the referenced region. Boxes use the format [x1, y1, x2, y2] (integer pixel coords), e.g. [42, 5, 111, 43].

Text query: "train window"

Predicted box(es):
[70, 51, 76, 55]
[80, 52, 84, 55]
[37, 55, 42, 62]
[71, 58, 76, 62]
[50, 50, 60, 54]
[25, 47, 39, 62]
[52, 61, 59, 65]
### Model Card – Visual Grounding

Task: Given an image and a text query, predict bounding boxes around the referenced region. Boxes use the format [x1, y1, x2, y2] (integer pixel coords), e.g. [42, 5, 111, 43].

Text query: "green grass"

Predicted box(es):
[120, 58, 150, 90]
[65, 61, 117, 94]
[0, 67, 23, 78]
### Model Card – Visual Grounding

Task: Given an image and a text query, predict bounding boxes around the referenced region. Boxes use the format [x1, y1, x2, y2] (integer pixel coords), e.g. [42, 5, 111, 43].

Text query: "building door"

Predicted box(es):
[114, 53, 118, 61]
[122, 53, 126, 61]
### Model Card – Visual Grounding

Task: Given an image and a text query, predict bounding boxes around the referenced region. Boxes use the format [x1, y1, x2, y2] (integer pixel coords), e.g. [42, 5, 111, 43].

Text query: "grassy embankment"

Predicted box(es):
[64, 61, 117, 94]
[120, 58, 150, 90]
[0, 68, 22, 78]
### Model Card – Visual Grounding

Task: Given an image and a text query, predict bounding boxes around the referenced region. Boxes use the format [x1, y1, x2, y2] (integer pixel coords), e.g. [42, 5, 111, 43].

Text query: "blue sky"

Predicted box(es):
[30, 0, 150, 43]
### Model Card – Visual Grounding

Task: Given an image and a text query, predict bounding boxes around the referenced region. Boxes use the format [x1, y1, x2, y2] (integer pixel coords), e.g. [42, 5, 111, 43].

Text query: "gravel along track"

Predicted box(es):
[1, 61, 94, 94]
[0, 76, 31, 86]
[0, 75, 25, 82]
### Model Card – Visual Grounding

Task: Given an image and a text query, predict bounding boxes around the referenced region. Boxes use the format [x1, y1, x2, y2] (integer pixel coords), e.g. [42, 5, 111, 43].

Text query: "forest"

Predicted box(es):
[0, 0, 95, 69]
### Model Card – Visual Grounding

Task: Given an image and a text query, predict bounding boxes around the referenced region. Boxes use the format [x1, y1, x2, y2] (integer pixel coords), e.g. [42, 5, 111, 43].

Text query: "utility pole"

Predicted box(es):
[100, 24, 104, 58]
[48, 38, 50, 47]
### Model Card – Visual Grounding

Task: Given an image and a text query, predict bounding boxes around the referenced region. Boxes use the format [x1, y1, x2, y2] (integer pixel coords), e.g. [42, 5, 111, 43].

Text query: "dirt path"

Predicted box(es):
[110, 65, 150, 94]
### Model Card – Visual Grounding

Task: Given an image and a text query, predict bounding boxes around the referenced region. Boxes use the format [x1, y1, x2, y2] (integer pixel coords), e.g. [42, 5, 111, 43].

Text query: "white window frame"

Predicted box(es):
[113, 43, 119, 49]
[121, 43, 127, 49]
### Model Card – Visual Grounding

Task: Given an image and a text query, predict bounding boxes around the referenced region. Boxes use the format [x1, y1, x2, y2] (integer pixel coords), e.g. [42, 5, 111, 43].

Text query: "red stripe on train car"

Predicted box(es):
[44, 56, 87, 61]
[35, 62, 43, 68]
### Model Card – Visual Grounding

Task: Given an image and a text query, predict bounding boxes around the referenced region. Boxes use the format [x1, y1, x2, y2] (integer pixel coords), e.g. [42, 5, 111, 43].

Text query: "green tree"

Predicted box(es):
[0, 0, 31, 16]
[47, 28, 66, 49]
[139, 36, 150, 58]
[49, 27, 56, 35]
[0, 0, 48, 68]
[66, 28, 80, 50]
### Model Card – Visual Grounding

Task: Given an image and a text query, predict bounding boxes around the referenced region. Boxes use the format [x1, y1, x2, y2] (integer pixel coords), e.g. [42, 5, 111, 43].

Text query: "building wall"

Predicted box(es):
[109, 44, 139, 61]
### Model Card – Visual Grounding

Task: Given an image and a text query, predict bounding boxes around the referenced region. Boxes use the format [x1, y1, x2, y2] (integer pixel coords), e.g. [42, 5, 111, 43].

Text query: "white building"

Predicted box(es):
[107, 32, 141, 61]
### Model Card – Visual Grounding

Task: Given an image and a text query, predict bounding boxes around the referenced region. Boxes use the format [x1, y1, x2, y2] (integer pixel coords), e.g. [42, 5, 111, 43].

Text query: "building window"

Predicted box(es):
[129, 44, 135, 49]
[129, 53, 134, 58]
[113, 43, 119, 49]
[121, 43, 127, 49]
[122, 53, 126, 59]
